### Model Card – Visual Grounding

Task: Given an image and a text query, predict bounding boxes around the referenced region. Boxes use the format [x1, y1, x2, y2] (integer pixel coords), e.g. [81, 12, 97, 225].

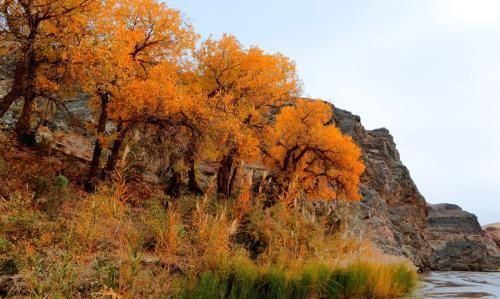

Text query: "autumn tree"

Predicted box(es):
[102, 63, 206, 194]
[0, 0, 95, 141]
[194, 34, 300, 198]
[71, 0, 196, 190]
[135, 110, 207, 196]
[262, 100, 365, 203]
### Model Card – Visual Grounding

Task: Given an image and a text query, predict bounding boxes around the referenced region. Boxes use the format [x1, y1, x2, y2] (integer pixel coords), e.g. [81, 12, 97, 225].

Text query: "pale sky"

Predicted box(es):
[167, 0, 500, 225]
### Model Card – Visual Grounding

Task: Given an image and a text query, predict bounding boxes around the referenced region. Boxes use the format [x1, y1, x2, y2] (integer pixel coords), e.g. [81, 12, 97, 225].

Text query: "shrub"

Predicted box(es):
[0, 237, 11, 253]
[93, 256, 119, 290]
[42, 176, 71, 217]
[0, 258, 18, 276]
[31, 176, 51, 199]
[34, 136, 52, 155]
[237, 202, 336, 264]
[55, 175, 69, 189]
[26, 254, 78, 298]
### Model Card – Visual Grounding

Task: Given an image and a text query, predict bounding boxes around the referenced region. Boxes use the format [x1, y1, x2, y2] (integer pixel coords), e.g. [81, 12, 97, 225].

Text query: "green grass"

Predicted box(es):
[178, 258, 417, 299]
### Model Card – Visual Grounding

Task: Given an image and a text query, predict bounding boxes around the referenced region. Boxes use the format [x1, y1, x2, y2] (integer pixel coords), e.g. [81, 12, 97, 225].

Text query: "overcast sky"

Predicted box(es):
[167, 0, 500, 225]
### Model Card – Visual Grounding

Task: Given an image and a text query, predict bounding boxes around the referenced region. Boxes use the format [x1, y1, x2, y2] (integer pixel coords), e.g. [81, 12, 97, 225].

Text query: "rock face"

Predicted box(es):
[484, 226, 500, 265]
[484, 223, 500, 249]
[332, 105, 500, 271]
[332, 107, 432, 270]
[427, 204, 500, 271]
[427, 204, 481, 234]
[485, 227, 500, 247]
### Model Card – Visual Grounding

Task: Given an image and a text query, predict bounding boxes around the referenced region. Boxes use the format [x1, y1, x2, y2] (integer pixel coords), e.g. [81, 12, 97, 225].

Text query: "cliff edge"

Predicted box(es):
[332, 105, 500, 271]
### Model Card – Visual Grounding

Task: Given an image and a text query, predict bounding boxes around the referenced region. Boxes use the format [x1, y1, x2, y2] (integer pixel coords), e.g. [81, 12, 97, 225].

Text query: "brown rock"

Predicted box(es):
[332, 106, 432, 270]
[484, 225, 500, 248]
[332, 104, 499, 271]
[426, 204, 500, 271]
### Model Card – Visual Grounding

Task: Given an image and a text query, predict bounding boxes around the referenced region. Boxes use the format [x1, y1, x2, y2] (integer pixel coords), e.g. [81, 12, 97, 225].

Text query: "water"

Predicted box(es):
[409, 272, 500, 298]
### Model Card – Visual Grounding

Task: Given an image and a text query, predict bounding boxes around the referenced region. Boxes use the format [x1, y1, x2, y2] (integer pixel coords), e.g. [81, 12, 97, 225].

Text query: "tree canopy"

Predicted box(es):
[263, 100, 365, 202]
[0, 0, 365, 203]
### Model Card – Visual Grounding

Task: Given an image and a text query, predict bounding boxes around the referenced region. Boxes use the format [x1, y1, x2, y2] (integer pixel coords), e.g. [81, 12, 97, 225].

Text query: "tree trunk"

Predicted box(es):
[14, 95, 36, 145]
[186, 146, 203, 195]
[217, 148, 238, 199]
[101, 122, 129, 179]
[0, 87, 20, 118]
[0, 51, 30, 119]
[165, 167, 182, 197]
[13, 35, 38, 139]
[84, 93, 109, 192]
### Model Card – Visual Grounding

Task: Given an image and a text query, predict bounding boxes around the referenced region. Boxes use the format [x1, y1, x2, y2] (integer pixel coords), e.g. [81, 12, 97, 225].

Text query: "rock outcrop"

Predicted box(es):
[426, 204, 500, 271]
[485, 228, 500, 247]
[332, 105, 500, 271]
[484, 223, 500, 249]
[332, 107, 432, 271]
[484, 226, 500, 267]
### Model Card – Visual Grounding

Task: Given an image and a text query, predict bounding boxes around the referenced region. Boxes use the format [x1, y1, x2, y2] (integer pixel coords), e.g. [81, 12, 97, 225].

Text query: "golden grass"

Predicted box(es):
[0, 176, 417, 298]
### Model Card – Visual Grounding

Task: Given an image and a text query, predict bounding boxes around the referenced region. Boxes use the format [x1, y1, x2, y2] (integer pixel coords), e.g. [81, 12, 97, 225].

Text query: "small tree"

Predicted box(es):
[194, 34, 301, 198]
[72, 0, 196, 190]
[101, 63, 203, 181]
[0, 0, 96, 140]
[263, 100, 365, 203]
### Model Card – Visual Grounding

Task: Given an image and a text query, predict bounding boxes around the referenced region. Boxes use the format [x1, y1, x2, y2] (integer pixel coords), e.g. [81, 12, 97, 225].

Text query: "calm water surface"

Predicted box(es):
[408, 272, 500, 298]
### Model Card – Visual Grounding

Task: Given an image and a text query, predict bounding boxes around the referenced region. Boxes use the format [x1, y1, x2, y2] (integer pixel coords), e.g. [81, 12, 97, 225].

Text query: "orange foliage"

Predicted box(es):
[194, 34, 301, 197]
[0, 0, 99, 136]
[109, 63, 198, 123]
[194, 34, 300, 159]
[71, 0, 196, 103]
[263, 100, 365, 201]
[0, 0, 96, 94]
[3, 0, 365, 203]
[67, 0, 197, 185]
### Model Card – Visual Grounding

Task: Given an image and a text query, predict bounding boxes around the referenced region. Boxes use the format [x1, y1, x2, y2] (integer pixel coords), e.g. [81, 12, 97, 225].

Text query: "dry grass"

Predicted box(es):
[0, 187, 416, 298]
[0, 142, 417, 298]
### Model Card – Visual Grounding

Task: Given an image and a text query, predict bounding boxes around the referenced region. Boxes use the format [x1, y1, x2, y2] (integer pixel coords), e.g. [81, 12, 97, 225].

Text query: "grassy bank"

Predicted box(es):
[0, 186, 416, 298]
[180, 259, 416, 299]
[0, 147, 416, 298]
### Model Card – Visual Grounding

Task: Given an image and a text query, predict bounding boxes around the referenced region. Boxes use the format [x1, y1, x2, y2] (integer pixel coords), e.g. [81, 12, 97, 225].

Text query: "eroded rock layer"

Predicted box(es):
[427, 204, 500, 271]
[332, 105, 499, 271]
[332, 107, 432, 270]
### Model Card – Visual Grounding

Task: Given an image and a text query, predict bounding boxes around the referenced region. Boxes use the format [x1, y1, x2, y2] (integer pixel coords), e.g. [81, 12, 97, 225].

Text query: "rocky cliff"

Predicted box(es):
[332, 107, 432, 270]
[426, 204, 500, 271]
[484, 223, 500, 249]
[332, 105, 500, 271]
